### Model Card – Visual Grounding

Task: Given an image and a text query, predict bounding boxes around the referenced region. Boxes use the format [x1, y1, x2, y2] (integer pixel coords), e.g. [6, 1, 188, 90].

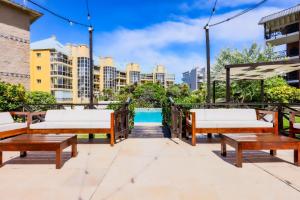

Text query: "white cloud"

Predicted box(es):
[94, 6, 284, 82]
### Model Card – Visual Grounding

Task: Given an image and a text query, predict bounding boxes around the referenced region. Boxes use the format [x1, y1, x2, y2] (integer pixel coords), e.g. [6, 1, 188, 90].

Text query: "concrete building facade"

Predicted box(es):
[259, 5, 300, 87]
[0, 0, 42, 89]
[96, 57, 175, 93]
[182, 67, 205, 91]
[30, 37, 175, 102]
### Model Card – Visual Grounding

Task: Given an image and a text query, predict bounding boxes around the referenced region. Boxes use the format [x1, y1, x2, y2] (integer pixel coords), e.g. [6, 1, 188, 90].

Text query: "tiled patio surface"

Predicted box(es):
[0, 136, 300, 200]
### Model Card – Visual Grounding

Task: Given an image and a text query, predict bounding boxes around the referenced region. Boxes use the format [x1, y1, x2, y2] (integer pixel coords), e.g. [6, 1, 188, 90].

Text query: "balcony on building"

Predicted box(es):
[265, 22, 299, 46]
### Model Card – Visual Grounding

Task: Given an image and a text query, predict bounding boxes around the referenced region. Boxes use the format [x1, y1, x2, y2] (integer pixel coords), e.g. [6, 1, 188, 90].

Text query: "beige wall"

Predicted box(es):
[0, 2, 30, 31]
[0, 21, 30, 89]
[67, 44, 90, 103]
[0, 1, 41, 90]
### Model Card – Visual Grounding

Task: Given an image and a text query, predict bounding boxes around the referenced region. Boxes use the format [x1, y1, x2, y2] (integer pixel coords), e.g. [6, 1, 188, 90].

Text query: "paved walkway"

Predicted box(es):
[0, 133, 300, 199]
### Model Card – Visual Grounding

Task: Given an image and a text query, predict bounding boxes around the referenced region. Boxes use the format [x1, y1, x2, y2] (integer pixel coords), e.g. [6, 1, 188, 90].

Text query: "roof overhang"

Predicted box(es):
[1, 0, 43, 23]
[259, 4, 300, 25]
[214, 58, 300, 81]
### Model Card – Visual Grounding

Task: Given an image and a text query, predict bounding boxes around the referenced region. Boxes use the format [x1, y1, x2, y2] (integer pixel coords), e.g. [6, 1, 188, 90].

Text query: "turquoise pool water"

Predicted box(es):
[134, 108, 162, 123]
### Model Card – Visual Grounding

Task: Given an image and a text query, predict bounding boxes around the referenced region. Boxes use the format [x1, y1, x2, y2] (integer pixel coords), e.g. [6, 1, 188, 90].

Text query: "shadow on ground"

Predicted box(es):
[212, 150, 294, 167]
[4, 152, 73, 167]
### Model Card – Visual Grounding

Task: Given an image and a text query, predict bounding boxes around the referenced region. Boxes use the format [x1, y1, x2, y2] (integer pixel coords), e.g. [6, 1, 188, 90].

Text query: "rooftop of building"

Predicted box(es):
[31, 36, 70, 56]
[259, 4, 300, 25]
[1, 0, 43, 23]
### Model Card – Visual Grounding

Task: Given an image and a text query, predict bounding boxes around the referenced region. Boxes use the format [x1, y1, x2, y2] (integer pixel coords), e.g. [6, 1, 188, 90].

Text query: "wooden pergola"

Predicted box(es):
[212, 58, 300, 103]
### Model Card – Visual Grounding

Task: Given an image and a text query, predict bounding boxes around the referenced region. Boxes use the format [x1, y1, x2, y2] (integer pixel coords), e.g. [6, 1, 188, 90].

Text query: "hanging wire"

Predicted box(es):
[85, 0, 91, 21]
[210, 0, 268, 27]
[27, 0, 90, 27]
[206, 0, 218, 26]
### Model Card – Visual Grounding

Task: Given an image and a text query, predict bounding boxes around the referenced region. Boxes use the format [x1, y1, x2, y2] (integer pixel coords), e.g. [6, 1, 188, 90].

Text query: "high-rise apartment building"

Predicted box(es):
[97, 58, 175, 93]
[30, 37, 175, 102]
[182, 67, 205, 91]
[99, 57, 117, 92]
[66, 44, 90, 103]
[30, 36, 91, 103]
[126, 63, 141, 85]
[0, 0, 42, 89]
[259, 5, 300, 87]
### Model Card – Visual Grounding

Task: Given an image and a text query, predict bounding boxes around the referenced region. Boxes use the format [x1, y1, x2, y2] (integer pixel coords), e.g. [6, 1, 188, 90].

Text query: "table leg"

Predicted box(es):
[270, 150, 277, 156]
[0, 151, 2, 167]
[221, 140, 227, 157]
[71, 142, 78, 157]
[294, 146, 300, 166]
[20, 151, 27, 158]
[236, 145, 243, 168]
[56, 149, 62, 169]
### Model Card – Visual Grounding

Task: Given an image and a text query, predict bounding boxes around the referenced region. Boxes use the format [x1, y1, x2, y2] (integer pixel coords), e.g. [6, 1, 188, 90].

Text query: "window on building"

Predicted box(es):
[37, 79, 42, 84]
[37, 66, 42, 71]
[36, 53, 41, 57]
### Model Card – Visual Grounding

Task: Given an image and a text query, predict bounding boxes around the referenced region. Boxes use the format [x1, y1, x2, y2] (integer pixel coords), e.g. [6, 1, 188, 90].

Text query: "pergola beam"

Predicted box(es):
[225, 58, 300, 69]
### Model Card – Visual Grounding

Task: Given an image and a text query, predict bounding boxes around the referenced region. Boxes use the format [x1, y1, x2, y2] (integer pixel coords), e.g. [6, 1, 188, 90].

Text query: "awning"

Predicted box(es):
[213, 58, 300, 81]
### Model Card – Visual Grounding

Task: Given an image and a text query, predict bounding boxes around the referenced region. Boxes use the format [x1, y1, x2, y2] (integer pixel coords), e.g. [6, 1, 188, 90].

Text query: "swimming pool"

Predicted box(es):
[134, 108, 162, 123]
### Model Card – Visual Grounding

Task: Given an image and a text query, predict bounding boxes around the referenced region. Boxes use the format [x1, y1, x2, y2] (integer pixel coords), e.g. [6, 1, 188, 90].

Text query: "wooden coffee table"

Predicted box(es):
[0, 134, 78, 169]
[220, 133, 300, 168]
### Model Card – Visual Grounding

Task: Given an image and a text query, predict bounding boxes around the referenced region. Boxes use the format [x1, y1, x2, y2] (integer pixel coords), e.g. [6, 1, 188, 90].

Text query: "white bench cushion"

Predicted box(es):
[45, 109, 114, 122]
[293, 123, 300, 129]
[0, 112, 14, 125]
[30, 121, 111, 129]
[195, 121, 273, 129]
[0, 123, 27, 132]
[191, 109, 257, 121]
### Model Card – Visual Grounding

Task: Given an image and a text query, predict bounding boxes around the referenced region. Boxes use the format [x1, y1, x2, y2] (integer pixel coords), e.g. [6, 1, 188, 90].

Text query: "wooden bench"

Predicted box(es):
[289, 111, 300, 138]
[0, 112, 30, 139]
[220, 133, 300, 168]
[186, 109, 278, 146]
[28, 109, 129, 146]
[0, 134, 77, 169]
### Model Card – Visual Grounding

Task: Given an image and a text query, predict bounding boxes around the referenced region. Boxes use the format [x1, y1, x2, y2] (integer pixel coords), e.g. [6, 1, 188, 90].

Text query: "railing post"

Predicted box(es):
[277, 104, 283, 134]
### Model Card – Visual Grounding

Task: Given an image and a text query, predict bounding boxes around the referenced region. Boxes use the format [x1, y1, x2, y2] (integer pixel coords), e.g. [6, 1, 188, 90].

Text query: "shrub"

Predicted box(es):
[0, 82, 25, 111]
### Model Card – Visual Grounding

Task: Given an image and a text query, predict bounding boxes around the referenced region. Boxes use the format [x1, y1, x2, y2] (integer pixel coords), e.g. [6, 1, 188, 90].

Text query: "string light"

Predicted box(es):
[206, 0, 218, 27]
[27, 0, 90, 28]
[210, 0, 268, 27]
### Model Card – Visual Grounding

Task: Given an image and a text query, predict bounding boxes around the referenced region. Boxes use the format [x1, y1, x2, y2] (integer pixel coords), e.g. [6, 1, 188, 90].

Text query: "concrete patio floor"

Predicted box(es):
[0, 136, 300, 200]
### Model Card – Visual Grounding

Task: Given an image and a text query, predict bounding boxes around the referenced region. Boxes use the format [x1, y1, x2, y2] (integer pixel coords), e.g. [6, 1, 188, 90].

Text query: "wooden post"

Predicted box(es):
[213, 80, 216, 103]
[191, 112, 196, 146]
[110, 113, 115, 146]
[260, 80, 264, 103]
[226, 67, 231, 103]
[205, 25, 211, 103]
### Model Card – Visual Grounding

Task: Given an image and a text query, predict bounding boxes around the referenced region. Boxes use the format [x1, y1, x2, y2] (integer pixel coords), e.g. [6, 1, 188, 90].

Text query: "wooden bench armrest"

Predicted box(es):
[29, 112, 47, 124]
[10, 112, 30, 125]
[290, 111, 300, 124]
[186, 111, 195, 127]
[256, 110, 278, 134]
[10, 112, 30, 117]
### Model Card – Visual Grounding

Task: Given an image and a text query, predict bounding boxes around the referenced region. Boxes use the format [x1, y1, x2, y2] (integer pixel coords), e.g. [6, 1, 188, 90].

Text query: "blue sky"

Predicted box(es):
[16, 0, 299, 82]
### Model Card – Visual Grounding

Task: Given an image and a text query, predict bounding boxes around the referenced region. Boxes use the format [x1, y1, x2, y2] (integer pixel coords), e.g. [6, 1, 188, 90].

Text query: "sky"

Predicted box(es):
[15, 0, 300, 82]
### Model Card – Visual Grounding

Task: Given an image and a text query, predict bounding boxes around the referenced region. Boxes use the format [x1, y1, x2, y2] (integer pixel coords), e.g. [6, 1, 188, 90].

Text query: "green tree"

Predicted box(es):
[25, 91, 56, 111]
[212, 43, 299, 103]
[102, 88, 114, 101]
[132, 83, 166, 107]
[0, 82, 25, 111]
